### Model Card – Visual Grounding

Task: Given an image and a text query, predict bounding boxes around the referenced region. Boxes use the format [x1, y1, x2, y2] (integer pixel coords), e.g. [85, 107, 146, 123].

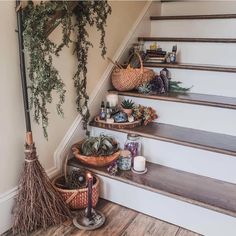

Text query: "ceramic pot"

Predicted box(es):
[122, 108, 133, 116]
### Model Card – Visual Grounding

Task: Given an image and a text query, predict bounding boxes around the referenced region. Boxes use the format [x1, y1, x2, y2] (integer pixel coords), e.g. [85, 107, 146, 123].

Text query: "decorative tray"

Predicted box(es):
[93, 116, 142, 129]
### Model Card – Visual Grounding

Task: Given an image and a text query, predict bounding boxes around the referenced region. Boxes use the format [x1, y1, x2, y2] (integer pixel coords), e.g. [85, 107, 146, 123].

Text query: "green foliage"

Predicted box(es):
[79, 135, 119, 156]
[137, 83, 152, 94]
[169, 81, 192, 92]
[22, 1, 111, 138]
[121, 99, 135, 109]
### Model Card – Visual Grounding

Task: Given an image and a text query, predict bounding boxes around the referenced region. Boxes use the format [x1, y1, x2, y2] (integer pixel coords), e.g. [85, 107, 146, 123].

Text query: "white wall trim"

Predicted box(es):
[0, 165, 59, 234]
[0, 2, 153, 234]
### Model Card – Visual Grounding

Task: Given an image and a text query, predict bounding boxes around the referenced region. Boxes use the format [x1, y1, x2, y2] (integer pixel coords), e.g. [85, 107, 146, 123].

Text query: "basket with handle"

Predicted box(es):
[52, 152, 99, 210]
[109, 52, 155, 91]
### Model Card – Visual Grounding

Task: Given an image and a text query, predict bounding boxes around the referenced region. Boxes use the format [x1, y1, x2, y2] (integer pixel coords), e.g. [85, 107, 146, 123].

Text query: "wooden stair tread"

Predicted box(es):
[138, 37, 236, 43]
[90, 122, 236, 156]
[144, 62, 236, 73]
[150, 14, 236, 20]
[68, 158, 236, 217]
[110, 90, 236, 110]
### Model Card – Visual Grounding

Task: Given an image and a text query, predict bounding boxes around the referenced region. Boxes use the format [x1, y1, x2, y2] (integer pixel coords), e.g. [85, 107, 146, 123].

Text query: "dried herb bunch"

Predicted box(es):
[133, 105, 158, 125]
[22, 1, 111, 137]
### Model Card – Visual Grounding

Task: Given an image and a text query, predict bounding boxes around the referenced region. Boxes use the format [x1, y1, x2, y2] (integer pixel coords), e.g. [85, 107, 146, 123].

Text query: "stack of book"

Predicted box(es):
[145, 49, 167, 63]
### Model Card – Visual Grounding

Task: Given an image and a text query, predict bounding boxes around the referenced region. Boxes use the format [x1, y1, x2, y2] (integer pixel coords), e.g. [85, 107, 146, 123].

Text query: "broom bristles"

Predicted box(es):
[12, 143, 72, 235]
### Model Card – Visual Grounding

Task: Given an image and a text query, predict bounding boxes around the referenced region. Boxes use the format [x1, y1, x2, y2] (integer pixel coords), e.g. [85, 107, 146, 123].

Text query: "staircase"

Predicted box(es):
[68, 2, 236, 235]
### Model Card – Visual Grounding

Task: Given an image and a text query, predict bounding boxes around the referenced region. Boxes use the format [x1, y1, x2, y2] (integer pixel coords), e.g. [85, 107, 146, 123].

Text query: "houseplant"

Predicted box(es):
[22, 1, 112, 137]
[121, 99, 135, 116]
[72, 135, 120, 167]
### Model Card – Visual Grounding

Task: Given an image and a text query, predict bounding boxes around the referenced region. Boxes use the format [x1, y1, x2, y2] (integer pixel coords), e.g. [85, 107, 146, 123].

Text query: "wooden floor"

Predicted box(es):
[30, 199, 201, 236]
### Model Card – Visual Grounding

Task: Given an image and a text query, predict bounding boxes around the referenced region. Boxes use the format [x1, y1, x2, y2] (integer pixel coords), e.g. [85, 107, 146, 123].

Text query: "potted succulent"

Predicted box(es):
[72, 135, 120, 167]
[121, 99, 135, 116]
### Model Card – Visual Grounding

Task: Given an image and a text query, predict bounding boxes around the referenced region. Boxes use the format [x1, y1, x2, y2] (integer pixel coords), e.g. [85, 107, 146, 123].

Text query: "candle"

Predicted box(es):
[106, 93, 118, 107]
[86, 173, 93, 218]
[133, 156, 146, 172]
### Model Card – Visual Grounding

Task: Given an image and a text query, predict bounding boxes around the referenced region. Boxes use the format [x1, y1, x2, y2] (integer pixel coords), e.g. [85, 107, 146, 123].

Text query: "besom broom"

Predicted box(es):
[13, 1, 72, 234]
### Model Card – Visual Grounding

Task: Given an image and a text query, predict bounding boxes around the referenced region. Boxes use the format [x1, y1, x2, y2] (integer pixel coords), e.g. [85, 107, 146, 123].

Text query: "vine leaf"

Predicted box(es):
[22, 1, 111, 138]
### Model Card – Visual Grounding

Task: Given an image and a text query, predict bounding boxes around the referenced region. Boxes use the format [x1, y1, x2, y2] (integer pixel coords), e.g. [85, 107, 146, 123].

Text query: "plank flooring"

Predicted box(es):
[144, 62, 236, 73]
[68, 159, 236, 218]
[110, 90, 236, 110]
[90, 122, 236, 157]
[27, 199, 200, 236]
[138, 37, 236, 43]
[150, 14, 236, 20]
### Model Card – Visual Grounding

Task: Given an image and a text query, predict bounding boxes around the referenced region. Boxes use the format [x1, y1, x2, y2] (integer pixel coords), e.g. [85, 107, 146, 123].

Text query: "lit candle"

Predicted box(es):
[86, 173, 93, 218]
[133, 156, 146, 172]
[106, 93, 118, 107]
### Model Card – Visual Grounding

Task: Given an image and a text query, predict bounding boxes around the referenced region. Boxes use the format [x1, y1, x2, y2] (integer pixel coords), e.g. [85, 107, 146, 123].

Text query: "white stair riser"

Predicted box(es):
[161, 2, 236, 16]
[92, 127, 236, 184]
[145, 42, 236, 67]
[121, 95, 236, 136]
[99, 175, 236, 236]
[151, 19, 236, 38]
[152, 68, 236, 98]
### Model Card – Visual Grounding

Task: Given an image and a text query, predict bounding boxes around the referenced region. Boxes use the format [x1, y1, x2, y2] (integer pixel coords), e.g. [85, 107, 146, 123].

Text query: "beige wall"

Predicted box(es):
[0, 1, 147, 194]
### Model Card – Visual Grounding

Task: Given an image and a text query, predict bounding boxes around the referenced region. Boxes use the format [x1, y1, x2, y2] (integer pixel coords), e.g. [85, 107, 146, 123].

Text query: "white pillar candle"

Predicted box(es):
[106, 93, 118, 107]
[133, 156, 146, 172]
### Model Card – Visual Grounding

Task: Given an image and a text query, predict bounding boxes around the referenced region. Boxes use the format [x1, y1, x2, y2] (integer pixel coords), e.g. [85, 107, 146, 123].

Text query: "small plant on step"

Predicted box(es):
[121, 99, 135, 109]
[79, 135, 119, 157]
[133, 104, 158, 126]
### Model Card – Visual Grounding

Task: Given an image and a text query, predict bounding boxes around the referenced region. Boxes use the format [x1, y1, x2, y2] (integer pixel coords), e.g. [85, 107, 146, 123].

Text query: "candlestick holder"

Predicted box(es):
[73, 208, 106, 230]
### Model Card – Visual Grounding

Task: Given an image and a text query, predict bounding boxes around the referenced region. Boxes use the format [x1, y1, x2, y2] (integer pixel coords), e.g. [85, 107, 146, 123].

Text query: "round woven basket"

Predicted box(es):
[72, 141, 120, 167]
[52, 153, 99, 210]
[52, 175, 99, 210]
[110, 52, 155, 91]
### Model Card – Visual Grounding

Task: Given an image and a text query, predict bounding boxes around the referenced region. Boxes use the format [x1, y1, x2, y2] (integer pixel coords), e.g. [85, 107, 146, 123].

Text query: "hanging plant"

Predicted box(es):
[22, 1, 111, 138]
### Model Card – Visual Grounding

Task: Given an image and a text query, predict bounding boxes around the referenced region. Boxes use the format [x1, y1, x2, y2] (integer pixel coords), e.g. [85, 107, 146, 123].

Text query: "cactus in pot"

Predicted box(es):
[121, 99, 135, 116]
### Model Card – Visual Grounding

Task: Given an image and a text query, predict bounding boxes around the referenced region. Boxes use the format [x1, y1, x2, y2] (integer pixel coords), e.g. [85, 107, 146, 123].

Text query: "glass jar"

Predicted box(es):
[124, 134, 141, 166]
[117, 150, 132, 171]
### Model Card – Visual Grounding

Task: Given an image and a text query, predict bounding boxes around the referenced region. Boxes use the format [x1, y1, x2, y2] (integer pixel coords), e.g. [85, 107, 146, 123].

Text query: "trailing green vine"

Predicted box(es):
[22, 1, 111, 138]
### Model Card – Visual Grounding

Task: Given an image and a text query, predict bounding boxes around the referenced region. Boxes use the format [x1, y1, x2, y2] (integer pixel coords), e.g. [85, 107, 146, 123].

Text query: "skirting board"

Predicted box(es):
[98, 174, 236, 236]
[0, 166, 58, 234]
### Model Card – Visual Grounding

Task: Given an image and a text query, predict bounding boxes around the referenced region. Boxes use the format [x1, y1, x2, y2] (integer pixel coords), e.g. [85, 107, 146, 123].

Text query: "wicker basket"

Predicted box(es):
[52, 154, 99, 210]
[72, 141, 120, 167]
[110, 52, 155, 91]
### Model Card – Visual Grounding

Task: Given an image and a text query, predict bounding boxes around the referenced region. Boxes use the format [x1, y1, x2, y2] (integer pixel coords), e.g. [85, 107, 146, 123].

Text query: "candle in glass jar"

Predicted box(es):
[106, 93, 118, 107]
[133, 156, 146, 172]
[86, 173, 93, 218]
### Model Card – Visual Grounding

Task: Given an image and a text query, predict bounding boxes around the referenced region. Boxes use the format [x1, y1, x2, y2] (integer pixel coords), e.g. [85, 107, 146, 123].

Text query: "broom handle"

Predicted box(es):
[16, 0, 32, 144]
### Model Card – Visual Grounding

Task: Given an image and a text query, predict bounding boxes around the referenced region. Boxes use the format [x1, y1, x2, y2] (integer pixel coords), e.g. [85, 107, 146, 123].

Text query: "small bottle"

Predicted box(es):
[99, 101, 106, 120]
[106, 102, 111, 120]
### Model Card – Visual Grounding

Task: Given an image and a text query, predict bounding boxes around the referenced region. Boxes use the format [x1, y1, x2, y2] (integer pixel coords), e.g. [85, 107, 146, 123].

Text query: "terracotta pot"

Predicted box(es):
[122, 108, 133, 116]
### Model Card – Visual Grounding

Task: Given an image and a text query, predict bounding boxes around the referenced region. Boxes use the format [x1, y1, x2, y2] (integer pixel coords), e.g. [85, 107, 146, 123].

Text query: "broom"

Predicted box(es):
[13, 1, 72, 235]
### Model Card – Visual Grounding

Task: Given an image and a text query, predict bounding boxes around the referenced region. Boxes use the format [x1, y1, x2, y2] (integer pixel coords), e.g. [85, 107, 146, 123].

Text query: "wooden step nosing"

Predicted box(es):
[138, 37, 236, 43]
[150, 14, 236, 21]
[144, 63, 236, 73]
[116, 91, 236, 110]
[68, 160, 236, 218]
[90, 123, 236, 157]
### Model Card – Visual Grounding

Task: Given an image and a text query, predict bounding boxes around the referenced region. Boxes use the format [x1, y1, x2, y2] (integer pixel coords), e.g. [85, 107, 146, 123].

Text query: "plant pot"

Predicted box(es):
[72, 141, 120, 167]
[52, 175, 99, 210]
[122, 108, 133, 116]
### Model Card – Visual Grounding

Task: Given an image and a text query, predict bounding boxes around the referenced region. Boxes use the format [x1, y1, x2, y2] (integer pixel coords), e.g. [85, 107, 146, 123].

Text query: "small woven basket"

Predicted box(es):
[52, 154, 99, 210]
[110, 52, 155, 91]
